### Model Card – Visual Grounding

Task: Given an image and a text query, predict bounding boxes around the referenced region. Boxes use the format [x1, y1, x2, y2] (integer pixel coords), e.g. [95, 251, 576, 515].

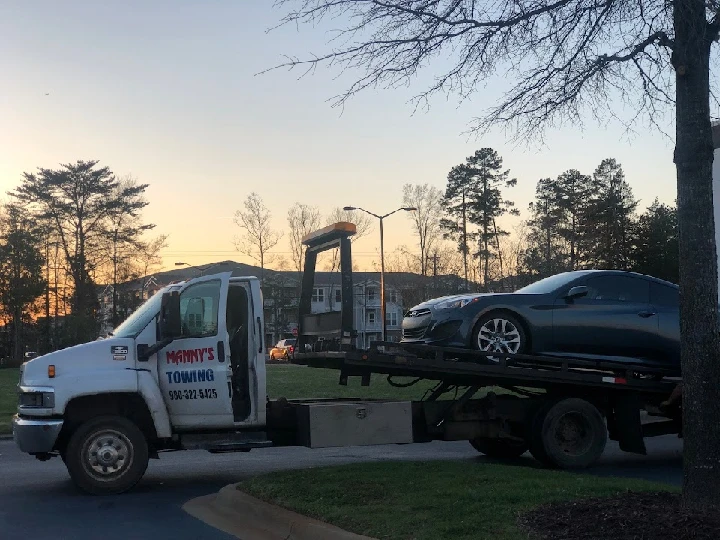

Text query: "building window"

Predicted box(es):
[367, 311, 376, 325]
[386, 311, 398, 326]
[389, 291, 398, 303]
[312, 288, 325, 303]
[367, 288, 377, 302]
[335, 289, 342, 304]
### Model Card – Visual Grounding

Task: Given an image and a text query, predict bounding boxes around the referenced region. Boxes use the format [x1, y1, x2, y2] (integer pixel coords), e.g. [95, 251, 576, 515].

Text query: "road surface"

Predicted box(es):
[0, 435, 682, 539]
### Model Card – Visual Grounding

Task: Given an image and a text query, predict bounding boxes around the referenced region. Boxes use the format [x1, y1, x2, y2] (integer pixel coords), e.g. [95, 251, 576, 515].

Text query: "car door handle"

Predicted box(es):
[637, 310, 657, 318]
[217, 341, 225, 362]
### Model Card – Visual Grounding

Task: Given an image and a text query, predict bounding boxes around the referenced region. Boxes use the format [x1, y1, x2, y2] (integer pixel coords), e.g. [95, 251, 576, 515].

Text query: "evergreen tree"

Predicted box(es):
[633, 199, 679, 283]
[584, 159, 637, 269]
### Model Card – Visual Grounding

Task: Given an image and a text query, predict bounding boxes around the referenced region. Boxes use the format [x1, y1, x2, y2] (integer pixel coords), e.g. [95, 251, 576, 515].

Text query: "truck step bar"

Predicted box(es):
[180, 431, 273, 452]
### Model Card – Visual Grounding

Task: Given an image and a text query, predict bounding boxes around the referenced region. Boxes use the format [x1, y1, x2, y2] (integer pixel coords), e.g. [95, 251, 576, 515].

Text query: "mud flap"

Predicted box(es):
[612, 392, 647, 455]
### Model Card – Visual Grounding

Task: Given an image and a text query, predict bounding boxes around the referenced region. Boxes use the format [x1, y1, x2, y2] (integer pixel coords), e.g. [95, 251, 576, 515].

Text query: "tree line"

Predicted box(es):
[234, 148, 679, 306]
[391, 149, 677, 292]
[0, 160, 165, 364]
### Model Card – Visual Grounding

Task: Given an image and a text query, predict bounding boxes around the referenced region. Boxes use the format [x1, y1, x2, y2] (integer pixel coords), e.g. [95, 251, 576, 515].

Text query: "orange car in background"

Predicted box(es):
[269, 338, 296, 361]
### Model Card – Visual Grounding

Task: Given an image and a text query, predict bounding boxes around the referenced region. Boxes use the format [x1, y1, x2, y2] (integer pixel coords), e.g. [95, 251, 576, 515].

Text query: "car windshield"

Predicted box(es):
[515, 272, 585, 295]
[112, 288, 167, 338]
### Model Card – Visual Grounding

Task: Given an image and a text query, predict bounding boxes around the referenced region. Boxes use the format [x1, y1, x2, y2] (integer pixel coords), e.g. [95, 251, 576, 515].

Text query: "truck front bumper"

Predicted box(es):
[12, 415, 63, 454]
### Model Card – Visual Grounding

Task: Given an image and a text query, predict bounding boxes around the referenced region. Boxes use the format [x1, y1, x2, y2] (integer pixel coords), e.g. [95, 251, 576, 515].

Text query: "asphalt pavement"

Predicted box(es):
[0, 435, 683, 540]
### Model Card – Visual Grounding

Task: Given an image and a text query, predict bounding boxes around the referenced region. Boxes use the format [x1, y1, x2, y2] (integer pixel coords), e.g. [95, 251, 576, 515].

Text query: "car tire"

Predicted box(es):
[472, 311, 527, 362]
[469, 437, 528, 459]
[536, 398, 607, 469]
[65, 415, 149, 495]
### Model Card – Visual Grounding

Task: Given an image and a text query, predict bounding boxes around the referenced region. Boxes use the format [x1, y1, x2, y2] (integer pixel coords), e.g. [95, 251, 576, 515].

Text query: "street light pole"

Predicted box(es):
[379, 215, 386, 343]
[343, 205, 416, 343]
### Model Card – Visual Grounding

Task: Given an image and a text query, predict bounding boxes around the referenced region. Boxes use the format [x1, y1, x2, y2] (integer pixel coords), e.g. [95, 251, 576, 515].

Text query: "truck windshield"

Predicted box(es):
[112, 288, 167, 338]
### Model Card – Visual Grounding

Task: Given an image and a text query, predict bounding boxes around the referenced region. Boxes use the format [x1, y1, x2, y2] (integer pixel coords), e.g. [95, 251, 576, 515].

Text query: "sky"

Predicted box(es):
[0, 1, 680, 273]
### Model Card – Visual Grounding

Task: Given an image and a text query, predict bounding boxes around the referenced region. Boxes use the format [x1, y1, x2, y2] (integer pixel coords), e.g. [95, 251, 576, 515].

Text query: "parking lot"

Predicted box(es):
[0, 434, 682, 540]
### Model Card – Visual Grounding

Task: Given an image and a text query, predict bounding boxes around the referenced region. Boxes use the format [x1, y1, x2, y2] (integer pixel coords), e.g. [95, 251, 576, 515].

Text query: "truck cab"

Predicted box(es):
[13, 272, 267, 494]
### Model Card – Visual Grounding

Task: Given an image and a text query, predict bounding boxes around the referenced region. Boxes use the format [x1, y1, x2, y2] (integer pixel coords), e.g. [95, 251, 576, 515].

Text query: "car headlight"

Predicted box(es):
[435, 297, 477, 310]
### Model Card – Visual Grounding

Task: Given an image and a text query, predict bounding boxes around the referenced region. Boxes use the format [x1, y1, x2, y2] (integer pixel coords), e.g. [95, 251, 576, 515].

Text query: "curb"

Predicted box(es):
[183, 484, 376, 540]
[0, 434, 12, 441]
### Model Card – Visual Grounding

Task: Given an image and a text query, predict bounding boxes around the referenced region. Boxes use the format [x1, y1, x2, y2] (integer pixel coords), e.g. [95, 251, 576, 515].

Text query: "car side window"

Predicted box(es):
[583, 276, 649, 303]
[179, 280, 221, 337]
[650, 282, 678, 308]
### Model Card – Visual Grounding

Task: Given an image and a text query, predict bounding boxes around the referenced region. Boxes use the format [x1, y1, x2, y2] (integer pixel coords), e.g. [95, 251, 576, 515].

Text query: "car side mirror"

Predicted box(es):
[565, 286, 589, 300]
[159, 291, 181, 341]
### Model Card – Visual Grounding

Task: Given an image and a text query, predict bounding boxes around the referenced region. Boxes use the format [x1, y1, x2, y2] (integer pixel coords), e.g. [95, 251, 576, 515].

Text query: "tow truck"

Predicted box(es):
[12, 222, 681, 495]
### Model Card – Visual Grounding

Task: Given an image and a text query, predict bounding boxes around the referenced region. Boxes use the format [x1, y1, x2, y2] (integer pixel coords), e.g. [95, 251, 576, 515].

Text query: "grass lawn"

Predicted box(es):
[0, 368, 19, 435]
[240, 460, 678, 540]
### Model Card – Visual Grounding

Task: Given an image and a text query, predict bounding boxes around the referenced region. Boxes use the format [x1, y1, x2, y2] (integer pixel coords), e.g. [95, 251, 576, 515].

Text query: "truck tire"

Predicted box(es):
[538, 398, 607, 469]
[527, 402, 555, 467]
[469, 437, 528, 459]
[65, 415, 149, 495]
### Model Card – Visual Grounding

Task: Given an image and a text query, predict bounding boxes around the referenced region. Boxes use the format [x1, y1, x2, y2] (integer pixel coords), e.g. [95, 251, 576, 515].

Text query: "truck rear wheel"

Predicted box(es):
[470, 437, 528, 459]
[65, 415, 149, 495]
[536, 398, 607, 469]
[528, 402, 554, 467]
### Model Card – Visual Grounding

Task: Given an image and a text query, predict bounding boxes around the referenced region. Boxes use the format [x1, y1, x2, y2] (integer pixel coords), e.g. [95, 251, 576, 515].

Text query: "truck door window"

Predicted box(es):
[179, 280, 220, 337]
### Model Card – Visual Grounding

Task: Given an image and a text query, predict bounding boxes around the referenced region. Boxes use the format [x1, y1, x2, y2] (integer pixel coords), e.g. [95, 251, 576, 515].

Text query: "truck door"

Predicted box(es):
[158, 273, 234, 430]
[227, 277, 266, 426]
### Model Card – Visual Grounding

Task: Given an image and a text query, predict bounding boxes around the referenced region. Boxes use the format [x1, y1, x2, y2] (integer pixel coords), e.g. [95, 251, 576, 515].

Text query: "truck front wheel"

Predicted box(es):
[65, 416, 149, 495]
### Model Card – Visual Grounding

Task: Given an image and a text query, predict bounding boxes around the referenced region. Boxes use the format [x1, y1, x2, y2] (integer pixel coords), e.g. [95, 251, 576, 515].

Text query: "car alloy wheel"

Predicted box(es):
[477, 317, 522, 354]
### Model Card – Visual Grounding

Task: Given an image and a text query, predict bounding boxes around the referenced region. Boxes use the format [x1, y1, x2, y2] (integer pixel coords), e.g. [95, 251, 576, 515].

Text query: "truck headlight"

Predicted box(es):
[18, 388, 55, 408]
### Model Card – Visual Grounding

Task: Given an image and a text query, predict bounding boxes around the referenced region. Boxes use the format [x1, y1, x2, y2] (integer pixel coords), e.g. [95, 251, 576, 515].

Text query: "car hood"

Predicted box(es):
[408, 292, 515, 311]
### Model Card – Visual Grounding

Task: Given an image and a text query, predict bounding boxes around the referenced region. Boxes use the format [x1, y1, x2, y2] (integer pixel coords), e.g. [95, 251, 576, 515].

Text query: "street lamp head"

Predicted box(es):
[402, 207, 418, 212]
[342, 206, 357, 211]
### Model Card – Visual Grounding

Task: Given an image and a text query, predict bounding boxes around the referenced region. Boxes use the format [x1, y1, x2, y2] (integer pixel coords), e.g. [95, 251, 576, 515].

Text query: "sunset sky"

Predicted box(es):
[0, 1, 679, 273]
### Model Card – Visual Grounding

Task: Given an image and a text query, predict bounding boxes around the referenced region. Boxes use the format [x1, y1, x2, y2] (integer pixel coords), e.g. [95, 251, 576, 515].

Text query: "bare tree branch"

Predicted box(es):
[268, 1, 679, 137]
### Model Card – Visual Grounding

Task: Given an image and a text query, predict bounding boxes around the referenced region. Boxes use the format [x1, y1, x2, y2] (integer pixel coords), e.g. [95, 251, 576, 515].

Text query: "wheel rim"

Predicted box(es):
[553, 412, 593, 456]
[82, 429, 133, 482]
[477, 318, 521, 359]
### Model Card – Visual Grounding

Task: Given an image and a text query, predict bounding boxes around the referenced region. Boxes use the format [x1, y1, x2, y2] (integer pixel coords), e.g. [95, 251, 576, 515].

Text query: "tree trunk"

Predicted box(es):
[570, 213, 576, 270]
[674, 0, 720, 511]
[112, 229, 118, 328]
[13, 305, 22, 364]
[462, 190, 468, 291]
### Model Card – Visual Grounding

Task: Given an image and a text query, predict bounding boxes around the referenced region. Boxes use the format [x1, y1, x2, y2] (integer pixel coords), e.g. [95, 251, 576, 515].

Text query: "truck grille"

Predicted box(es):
[402, 327, 428, 340]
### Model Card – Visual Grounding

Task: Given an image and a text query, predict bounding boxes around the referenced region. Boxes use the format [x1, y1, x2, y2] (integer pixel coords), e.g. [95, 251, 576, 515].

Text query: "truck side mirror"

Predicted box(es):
[565, 285, 589, 301]
[159, 291, 181, 341]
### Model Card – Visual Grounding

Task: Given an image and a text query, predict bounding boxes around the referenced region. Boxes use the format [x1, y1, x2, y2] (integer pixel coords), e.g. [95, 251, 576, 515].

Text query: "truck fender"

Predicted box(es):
[137, 371, 172, 439]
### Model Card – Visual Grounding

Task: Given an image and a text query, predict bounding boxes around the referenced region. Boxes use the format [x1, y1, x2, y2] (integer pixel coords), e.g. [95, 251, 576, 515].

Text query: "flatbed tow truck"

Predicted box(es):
[12, 222, 681, 494]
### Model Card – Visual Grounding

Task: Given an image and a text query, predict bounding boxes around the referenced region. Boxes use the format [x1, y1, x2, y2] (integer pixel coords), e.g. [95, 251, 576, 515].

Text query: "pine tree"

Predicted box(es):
[584, 159, 637, 269]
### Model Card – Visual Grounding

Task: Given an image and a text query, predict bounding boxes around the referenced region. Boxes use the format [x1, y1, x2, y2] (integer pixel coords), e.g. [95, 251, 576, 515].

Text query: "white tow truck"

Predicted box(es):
[13, 222, 681, 494]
